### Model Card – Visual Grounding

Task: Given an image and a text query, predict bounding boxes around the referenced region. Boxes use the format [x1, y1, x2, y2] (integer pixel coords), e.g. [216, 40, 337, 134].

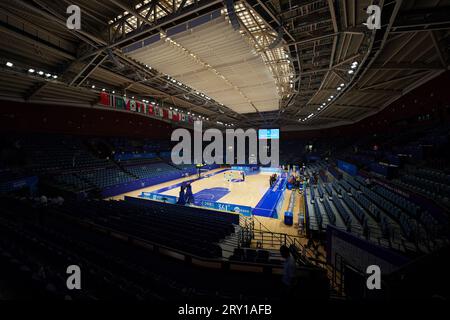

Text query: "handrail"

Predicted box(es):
[237, 198, 327, 269]
[252, 215, 271, 233]
[250, 229, 324, 267]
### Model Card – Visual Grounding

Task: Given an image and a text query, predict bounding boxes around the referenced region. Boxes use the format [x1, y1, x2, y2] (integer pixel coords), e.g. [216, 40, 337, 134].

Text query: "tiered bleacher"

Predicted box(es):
[331, 195, 352, 232]
[322, 198, 336, 226]
[0, 196, 285, 300]
[19, 135, 110, 172]
[0, 134, 204, 198]
[304, 157, 449, 256]
[125, 162, 181, 180]
[395, 168, 450, 206]
[77, 168, 135, 189]
[52, 173, 94, 193]
[58, 199, 238, 258]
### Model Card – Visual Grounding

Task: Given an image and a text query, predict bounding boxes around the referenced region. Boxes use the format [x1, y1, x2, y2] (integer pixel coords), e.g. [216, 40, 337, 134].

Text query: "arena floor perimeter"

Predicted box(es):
[110, 168, 304, 237]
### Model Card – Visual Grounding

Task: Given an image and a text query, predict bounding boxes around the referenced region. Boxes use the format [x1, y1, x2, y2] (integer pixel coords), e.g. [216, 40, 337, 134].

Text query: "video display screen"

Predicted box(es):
[258, 128, 280, 139]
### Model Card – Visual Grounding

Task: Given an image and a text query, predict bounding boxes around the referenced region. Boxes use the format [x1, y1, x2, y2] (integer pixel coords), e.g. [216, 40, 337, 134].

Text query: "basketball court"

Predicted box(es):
[111, 167, 297, 227]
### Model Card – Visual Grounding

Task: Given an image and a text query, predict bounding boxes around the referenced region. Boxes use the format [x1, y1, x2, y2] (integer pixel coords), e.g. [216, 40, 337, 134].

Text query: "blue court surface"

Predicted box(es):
[193, 187, 230, 202]
[152, 169, 228, 194]
[149, 169, 286, 219]
[252, 176, 287, 219]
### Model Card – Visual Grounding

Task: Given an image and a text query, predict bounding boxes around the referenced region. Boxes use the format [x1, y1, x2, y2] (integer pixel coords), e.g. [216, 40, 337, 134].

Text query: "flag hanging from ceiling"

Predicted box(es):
[155, 106, 163, 117]
[136, 101, 142, 113]
[112, 95, 125, 109]
[100, 92, 110, 106]
[126, 98, 137, 112]
[130, 100, 137, 112]
[97, 94, 191, 125]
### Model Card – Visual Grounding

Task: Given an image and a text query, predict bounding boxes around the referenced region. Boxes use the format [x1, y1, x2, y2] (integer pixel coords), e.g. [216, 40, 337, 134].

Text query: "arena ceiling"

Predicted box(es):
[0, 0, 449, 130]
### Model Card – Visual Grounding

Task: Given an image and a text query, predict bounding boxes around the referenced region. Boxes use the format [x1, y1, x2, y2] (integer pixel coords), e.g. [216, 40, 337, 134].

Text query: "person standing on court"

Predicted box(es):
[185, 183, 194, 204]
[177, 184, 186, 205]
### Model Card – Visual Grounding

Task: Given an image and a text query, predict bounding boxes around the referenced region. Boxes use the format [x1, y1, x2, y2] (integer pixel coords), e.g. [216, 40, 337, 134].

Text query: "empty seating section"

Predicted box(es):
[0, 223, 120, 299]
[110, 137, 170, 154]
[328, 166, 342, 180]
[305, 161, 326, 176]
[317, 184, 324, 198]
[372, 184, 443, 236]
[332, 195, 352, 230]
[0, 135, 205, 195]
[359, 185, 416, 241]
[116, 157, 160, 166]
[332, 181, 342, 194]
[339, 180, 351, 193]
[354, 176, 367, 186]
[174, 164, 197, 171]
[305, 158, 449, 255]
[352, 191, 382, 222]
[19, 136, 109, 172]
[125, 162, 181, 179]
[229, 248, 273, 264]
[313, 201, 323, 229]
[379, 216, 392, 240]
[415, 168, 450, 185]
[373, 185, 420, 218]
[52, 173, 93, 192]
[325, 184, 333, 196]
[309, 185, 315, 201]
[341, 191, 366, 225]
[0, 198, 154, 299]
[398, 173, 450, 201]
[55, 199, 238, 258]
[0, 169, 28, 183]
[322, 198, 336, 225]
[346, 177, 361, 191]
[0, 197, 282, 300]
[77, 168, 135, 189]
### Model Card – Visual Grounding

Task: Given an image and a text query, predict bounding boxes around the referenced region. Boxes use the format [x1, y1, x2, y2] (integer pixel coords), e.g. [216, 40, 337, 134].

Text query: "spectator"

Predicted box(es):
[185, 183, 194, 204]
[177, 185, 186, 205]
[280, 245, 296, 297]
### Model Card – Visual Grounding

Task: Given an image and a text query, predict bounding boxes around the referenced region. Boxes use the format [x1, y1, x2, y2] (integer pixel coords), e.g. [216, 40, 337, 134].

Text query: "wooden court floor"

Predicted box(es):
[110, 168, 305, 240]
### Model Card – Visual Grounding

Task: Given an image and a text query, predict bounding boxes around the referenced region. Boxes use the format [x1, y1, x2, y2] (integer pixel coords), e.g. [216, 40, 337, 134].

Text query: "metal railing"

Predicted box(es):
[237, 209, 348, 297]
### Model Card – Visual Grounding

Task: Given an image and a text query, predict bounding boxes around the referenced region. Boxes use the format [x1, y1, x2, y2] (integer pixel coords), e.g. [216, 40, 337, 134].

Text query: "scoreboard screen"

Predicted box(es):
[258, 128, 279, 139]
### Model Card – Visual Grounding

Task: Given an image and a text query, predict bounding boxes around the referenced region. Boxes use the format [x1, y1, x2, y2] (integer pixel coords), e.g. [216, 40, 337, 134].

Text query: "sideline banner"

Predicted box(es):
[140, 192, 178, 204]
[137, 192, 252, 216]
[195, 199, 252, 216]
